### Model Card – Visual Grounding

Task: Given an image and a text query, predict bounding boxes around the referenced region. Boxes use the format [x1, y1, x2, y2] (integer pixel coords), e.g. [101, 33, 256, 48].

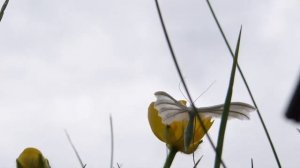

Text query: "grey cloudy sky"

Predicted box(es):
[0, 0, 299, 167]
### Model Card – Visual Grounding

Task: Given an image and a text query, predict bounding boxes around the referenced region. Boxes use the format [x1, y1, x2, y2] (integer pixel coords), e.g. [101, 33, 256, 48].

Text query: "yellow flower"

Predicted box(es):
[148, 101, 213, 154]
[16, 147, 51, 168]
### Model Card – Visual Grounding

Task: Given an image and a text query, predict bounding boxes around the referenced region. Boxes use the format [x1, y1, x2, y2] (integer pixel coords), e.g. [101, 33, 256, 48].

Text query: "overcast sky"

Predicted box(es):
[0, 0, 299, 167]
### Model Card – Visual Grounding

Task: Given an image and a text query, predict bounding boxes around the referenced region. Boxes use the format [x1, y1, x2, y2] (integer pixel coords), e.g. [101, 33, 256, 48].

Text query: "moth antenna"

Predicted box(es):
[178, 82, 189, 102]
[193, 80, 216, 103]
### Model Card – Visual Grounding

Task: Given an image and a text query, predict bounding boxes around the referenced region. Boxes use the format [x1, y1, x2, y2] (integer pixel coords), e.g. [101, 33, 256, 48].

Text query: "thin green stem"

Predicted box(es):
[0, 0, 9, 22]
[205, 0, 281, 167]
[109, 115, 114, 168]
[64, 130, 87, 168]
[163, 147, 178, 168]
[193, 155, 204, 168]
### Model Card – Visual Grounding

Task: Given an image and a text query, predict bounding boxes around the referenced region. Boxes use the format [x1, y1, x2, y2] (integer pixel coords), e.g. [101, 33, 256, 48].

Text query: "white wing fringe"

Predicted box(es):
[196, 102, 256, 120]
[154, 91, 256, 124]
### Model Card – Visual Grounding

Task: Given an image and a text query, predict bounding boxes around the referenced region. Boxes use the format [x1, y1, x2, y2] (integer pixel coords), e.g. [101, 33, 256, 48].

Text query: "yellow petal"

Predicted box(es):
[16, 147, 50, 168]
[148, 100, 213, 154]
[148, 101, 188, 144]
[148, 102, 168, 142]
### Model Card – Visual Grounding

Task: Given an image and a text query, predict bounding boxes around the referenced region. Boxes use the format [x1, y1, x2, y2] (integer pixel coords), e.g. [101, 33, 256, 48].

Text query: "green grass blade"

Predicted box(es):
[193, 155, 203, 168]
[205, 1, 282, 167]
[153, 1, 226, 166]
[110, 115, 114, 168]
[64, 130, 87, 168]
[184, 114, 195, 151]
[0, 0, 9, 22]
[214, 27, 242, 168]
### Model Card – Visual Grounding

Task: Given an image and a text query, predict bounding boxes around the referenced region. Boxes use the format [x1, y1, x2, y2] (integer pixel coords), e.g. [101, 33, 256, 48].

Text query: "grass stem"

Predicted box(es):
[163, 147, 177, 168]
[64, 130, 87, 168]
[153, 0, 226, 167]
[110, 115, 114, 168]
[205, 1, 281, 167]
[0, 0, 9, 22]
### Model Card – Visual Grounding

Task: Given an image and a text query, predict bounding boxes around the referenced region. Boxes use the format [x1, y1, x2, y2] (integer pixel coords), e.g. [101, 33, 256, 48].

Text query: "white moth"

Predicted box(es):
[154, 91, 256, 125]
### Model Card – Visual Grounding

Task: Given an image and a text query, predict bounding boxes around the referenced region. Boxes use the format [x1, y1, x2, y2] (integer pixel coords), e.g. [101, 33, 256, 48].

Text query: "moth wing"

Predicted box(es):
[154, 91, 189, 124]
[197, 102, 256, 120]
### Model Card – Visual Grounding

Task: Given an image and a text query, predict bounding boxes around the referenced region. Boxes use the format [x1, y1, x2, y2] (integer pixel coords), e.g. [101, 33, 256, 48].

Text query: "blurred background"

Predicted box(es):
[0, 0, 299, 167]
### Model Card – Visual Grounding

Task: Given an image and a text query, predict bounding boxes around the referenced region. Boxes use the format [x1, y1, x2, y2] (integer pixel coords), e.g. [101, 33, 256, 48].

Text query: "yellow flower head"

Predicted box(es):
[16, 147, 51, 168]
[148, 101, 213, 154]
